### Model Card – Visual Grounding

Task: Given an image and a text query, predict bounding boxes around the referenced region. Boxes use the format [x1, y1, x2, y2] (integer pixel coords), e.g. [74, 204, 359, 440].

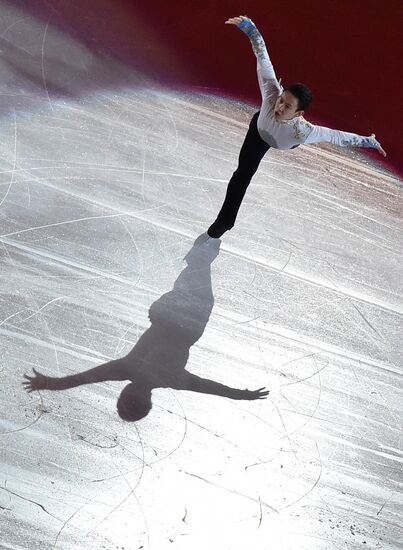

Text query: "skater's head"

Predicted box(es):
[274, 83, 312, 121]
[117, 382, 152, 421]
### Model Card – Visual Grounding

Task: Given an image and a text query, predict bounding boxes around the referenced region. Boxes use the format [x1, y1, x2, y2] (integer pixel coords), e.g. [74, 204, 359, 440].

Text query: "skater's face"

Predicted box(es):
[274, 91, 303, 121]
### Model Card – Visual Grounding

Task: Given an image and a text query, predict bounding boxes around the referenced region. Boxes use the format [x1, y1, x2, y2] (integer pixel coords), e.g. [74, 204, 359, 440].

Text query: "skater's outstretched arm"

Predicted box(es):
[226, 15, 282, 99]
[181, 371, 269, 400]
[304, 124, 387, 156]
[23, 361, 129, 392]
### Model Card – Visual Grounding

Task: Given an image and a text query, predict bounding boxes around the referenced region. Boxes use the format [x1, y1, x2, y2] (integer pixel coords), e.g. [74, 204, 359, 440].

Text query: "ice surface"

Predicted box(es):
[0, 4, 402, 550]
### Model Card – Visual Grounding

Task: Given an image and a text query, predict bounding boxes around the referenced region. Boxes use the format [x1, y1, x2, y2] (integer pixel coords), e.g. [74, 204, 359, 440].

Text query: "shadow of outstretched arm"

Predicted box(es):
[22, 360, 129, 392]
[181, 372, 269, 400]
[23, 364, 268, 400]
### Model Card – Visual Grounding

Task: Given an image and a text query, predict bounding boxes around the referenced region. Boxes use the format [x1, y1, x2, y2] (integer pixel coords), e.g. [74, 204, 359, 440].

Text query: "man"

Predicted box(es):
[207, 16, 386, 239]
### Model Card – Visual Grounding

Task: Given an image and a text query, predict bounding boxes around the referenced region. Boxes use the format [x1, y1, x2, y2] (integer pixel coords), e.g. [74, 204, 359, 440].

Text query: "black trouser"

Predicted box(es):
[213, 111, 270, 230]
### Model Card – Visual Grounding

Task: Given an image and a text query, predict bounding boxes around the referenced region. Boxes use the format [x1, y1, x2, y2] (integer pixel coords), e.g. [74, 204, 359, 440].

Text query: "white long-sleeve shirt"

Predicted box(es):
[240, 19, 377, 151]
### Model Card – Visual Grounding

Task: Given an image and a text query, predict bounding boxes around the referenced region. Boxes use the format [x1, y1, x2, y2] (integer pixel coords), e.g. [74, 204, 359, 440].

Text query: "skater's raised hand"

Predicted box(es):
[23, 368, 49, 392]
[225, 15, 249, 26]
[225, 16, 257, 36]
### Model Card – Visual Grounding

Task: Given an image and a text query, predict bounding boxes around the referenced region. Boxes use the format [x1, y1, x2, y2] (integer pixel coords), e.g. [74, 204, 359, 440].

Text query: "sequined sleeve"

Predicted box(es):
[304, 124, 378, 149]
[238, 19, 279, 83]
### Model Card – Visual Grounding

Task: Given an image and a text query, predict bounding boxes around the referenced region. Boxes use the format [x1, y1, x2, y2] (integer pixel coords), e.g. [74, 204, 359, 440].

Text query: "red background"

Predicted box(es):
[17, 0, 403, 177]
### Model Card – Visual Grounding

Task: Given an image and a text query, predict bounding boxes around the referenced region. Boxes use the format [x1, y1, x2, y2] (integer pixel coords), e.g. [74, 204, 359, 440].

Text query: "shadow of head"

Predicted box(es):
[117, 382, 152, 421]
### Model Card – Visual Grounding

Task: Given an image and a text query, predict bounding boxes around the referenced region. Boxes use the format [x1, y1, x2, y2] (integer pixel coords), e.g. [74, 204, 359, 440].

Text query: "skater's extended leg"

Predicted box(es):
[208, 111, 270, 238]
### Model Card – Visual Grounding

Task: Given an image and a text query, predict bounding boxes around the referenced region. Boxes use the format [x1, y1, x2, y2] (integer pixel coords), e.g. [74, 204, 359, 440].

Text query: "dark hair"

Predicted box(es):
[285, 83, 313, 111]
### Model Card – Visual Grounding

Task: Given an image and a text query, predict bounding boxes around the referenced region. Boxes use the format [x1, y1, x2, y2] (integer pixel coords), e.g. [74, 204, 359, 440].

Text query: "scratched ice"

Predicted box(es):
[0, 4, 402, 550]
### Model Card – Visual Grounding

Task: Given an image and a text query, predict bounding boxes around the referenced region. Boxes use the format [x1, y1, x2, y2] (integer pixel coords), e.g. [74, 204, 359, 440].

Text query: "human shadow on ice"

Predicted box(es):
[23, 234, 269, 421]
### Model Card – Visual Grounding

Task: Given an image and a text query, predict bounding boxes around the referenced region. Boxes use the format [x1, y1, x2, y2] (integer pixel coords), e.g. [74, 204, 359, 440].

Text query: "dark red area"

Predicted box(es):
[14, 0, 403, 177]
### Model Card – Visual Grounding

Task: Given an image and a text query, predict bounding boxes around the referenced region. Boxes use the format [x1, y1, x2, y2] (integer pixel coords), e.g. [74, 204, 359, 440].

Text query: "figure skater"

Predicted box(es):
[207, 16, 386, 239]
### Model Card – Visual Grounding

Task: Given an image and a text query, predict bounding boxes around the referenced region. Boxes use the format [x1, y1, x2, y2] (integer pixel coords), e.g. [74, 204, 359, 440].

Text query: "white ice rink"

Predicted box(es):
[0, 4, 402, 550]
